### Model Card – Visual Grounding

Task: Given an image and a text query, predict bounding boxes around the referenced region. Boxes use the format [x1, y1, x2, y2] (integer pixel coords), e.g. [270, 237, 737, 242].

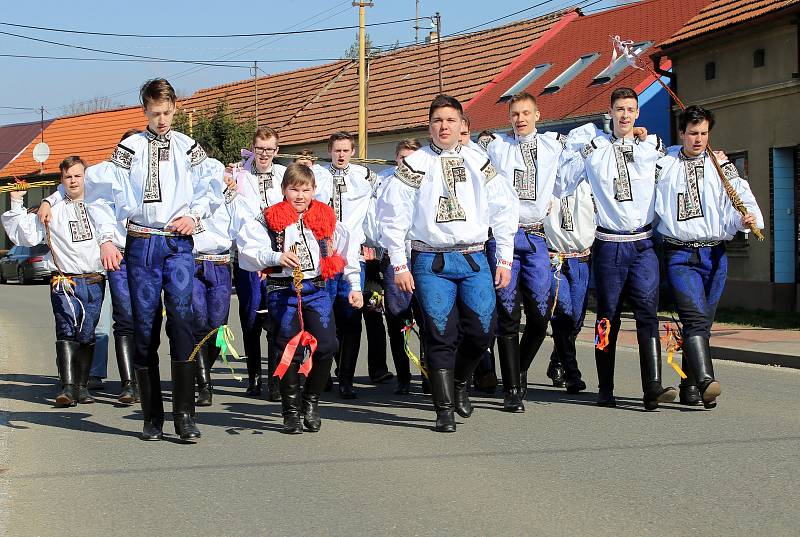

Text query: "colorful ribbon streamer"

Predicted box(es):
[215, 325, 243, 381]
[549, 254, 563, 317]
[51, 275, 85, 332]
[401, 320, 428, 379]
[273, 257, 317, 379]
[595, 318, 611, 351]
[661, 322, 687, 379]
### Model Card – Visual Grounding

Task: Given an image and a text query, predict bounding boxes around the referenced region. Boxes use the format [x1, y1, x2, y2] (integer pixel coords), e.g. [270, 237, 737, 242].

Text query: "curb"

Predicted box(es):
[710, 346, 800, 369]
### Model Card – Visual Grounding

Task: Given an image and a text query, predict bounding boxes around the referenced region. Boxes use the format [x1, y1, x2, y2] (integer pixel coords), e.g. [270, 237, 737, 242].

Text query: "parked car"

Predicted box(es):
[0, 243, 50, 284]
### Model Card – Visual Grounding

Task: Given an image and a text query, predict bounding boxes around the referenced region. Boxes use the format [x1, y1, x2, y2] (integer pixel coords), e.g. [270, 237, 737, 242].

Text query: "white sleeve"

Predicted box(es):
[555, 149, 586, 197]
[376, 176, 417, 269]
[84, 162, 123, 244]
[1, 199, 45, 247]
[44, 186, 65, 207]
[188, 156, 224, 221]
[227, 196, 281, 271]
[486, 171, 519, 264]
[720, 162, 764, 234]
[334, 222, 361, 292]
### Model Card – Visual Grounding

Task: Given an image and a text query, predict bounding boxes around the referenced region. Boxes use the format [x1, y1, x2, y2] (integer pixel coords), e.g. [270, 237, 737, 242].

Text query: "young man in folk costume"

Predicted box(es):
[654, 105, 762, 409]
[3, 157, 105, 407]
[236, 164, 362, 433]
[558, 87, 677, 410]
[84, 78, 223, 441]
[325, 132, 389, 398]
[481, 92, 566, 413]
[377, 95, 519, 432]
[365, 138, 421, 395]
[39, 129, 164, 406]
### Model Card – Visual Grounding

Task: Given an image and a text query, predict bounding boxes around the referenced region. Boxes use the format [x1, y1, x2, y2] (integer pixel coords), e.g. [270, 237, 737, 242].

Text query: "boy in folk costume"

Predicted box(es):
[84, 78, 223, 441]
[237, 164, 362, 433]
[654, 105, 762, 408]
[558, 87, 677, 410]
[3, 157, 105, 407]
[377, 95, 519, 432]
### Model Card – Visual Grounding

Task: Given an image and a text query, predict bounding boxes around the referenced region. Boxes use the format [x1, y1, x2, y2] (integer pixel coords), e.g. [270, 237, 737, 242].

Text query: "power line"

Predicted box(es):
[0, 17, 416, 39]
[0, 53, 342, 65]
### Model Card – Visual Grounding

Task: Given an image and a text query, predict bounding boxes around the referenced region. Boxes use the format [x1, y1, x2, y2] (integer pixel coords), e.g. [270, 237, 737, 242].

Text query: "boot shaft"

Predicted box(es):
[114, 335, 135, 384]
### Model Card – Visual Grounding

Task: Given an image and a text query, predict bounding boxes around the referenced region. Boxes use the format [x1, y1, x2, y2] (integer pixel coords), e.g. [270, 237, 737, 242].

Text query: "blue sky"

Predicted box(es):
[0, 0, 624, 125]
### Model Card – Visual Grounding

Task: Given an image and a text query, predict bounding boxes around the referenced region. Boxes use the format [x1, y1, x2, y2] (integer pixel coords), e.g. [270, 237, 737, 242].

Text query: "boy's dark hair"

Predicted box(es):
[59, 156, 87, 176]
[282, 162, 316, 190]
[610, 87, 638, 107]
[198, 141, 214, 158]
[507, 92, 538, 109]
[395, 139, 421, 155]
[140, 78, 177, 108]
[429, 94, 463, 119]
[120, 129, 141, 142]
[253, 126, 279, 145]
[461, 115, 471, 129]
[679, 105, 715, 132]
[327, 131, 355, 151]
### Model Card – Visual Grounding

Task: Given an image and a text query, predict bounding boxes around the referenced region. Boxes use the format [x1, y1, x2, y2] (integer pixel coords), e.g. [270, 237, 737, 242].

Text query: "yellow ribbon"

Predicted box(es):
[215, 325, 243, 381]
[662, 322, 687, 379]
[401, 320, 428, 379]
[50, 274, 76, 290]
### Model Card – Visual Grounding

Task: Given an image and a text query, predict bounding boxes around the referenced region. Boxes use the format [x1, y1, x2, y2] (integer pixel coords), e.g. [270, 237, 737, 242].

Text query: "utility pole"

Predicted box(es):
[354, 1, 373, 159]
[40, 106, 44, 143]
[253, 61, 259, 128]
[435, 12, 443, 94]
[415, 0, 420, 44]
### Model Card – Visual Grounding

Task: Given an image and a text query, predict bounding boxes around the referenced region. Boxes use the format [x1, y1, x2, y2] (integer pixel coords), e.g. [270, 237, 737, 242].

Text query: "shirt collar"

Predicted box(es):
[679, 149, 704, 162]
[429, 141, 462, 155]
[251, 161, 274, 176]
[145, 127, 171, 143]
[330, 164, 349, 175]
[515, 129, 538, 143]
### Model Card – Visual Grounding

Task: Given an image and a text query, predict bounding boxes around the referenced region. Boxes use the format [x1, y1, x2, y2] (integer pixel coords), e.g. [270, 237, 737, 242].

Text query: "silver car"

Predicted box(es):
[0, 243, 50, 284]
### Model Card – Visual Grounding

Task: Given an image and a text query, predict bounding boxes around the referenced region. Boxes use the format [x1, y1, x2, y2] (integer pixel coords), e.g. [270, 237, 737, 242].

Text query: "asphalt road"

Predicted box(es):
[1, 283, 798, 537]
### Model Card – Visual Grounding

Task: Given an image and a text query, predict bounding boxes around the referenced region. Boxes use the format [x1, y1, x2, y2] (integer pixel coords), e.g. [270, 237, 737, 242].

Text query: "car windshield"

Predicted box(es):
[31, 244, 49, 256]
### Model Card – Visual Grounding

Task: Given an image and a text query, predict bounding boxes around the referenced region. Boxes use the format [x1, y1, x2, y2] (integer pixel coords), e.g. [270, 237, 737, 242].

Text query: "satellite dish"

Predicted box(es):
[32, 142, 50, 164]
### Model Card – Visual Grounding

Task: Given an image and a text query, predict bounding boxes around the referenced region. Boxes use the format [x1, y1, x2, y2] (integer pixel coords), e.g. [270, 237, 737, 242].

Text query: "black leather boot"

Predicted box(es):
[171, 361, 201, 442]
[267, 341, 281, 402]
[683, 335, 721, 409]
[114, 335, 137, 404]
[302, 358, 332, 432]
[55, 340, 78, 407]
[678, 353, 702, 405]
[429, 368, 456, 433]
[280, 362, 303, 434]
[337, 331, 360, 399]
[135, 366, 164, 441]
[453, 362, 476, 419]
[595, 346, 616, 407]
[546, 351, 566, 388]
[497, 335, 525, 413]
[245, 333, 263, 396]
[194, 343, 213, 407]
[75, 343, 96, 404]
[520, 370, 528, 400]
[639, 336, 678, 410]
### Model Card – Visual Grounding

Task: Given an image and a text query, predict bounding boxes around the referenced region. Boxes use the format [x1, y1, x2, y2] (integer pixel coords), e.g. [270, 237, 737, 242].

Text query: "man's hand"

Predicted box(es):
[258, 271, 268, 281]
[713, 150, 728, 162]
[633, 127, 648, 141]
[167, 216, 196, 235]
[9, 190, 26, 202]
[349, 290, 364, 309]
[37, 200, 52, 224]
[223, 172, 237, 191]
[741, 213, 756, 228]
[100, 241, 122, 271]
[279, 251, 300, 269]
[495, 266, 512, 289]
[395, 271, 415, 293]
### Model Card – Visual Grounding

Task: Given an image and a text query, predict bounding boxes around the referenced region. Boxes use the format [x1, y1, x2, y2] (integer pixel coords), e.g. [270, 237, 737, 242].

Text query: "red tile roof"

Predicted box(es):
[0, 106, 146, 177]
[465, 0, 709, 132]
[0, 120, 52, 171]
[179, 11, 572, 146]
[660, 0, 800, 48]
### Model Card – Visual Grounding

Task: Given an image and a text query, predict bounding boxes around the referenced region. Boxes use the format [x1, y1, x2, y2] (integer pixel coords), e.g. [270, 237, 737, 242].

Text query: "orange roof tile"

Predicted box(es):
[1, 106, 147, 177]
[660, 0, 800, 48]
[180, 11, 572, 146]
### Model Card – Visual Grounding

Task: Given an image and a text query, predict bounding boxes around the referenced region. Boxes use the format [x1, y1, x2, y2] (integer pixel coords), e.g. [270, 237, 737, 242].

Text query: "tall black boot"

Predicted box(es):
[497, 335, 525, 413]
[267, 339, 281, 402]
[552, 323, 586, 394]
[337, 331, 360, 399]
[280, 362, 303, 434]
[453, 351, 481, 418]
[171, 361, 201, 441]
[595, 346, 617, 407]
[135, 366, 163, 440]
[194, 342, 213, 407]
[114, 335, 137, 404]
[639, 336, 678, 410]
[75, 343, 96, 404]
[244, 332, 262, 396]
[678, 353, 702, 405]
[519, 321, 547, 398]
[386, 313, 412, 395]
[683, 335, 721, 409]
[54, 340, 78, 407]
[546, 350, 566, 388]
[302, 358, 333, 432]
[429, 369, 456, 433]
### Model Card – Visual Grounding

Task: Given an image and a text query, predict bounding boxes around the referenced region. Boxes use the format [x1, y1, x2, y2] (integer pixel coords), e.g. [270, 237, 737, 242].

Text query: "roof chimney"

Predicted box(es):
[426, 30, 439, 43]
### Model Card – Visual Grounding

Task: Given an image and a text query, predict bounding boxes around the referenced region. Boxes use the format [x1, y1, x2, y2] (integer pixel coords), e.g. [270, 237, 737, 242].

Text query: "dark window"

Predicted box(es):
[726, 151, 750, 254]
[753, 49, 765, 68]
[705, 61, 716, 80]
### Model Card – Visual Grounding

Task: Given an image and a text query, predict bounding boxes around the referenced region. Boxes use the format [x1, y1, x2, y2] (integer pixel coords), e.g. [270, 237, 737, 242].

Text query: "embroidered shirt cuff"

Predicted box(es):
[393, 263, 410, 275]
[497, 259, 513, 270]
[388, 249, 408, 268]
[98, 233, 115, 246]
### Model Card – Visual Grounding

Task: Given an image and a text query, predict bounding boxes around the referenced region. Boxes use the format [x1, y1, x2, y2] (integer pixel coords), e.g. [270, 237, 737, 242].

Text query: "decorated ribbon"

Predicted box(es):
[215, 325, 243, 381]
[50, 274, 85, 332]
[273, 251, 317, 379]
[595, 318, 611, 351]
[549, 254, 563, 317]
[367, 290, 384, 313]
[661, 322, 687, 379]
[401, 320, 428, 378]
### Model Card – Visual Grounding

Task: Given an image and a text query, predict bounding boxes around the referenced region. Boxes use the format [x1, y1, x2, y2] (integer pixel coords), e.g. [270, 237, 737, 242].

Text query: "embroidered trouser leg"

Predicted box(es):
[108, 256, 162, 364]
[411, 251, 496, 371]
[268, 283, 339, 365]
[126, 235, 195, 368]
[666, 244, 727, 339]
[550, 256, 591, 382]
[51, 277, 105, 344]
[382, 256, 413, 384]
[192, 261, 232, 341]
[234, 264, 268, 378]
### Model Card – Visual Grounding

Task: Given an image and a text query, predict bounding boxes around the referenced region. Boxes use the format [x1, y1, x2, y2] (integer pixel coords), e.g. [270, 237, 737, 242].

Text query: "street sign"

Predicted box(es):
[32, 142, 50, 164]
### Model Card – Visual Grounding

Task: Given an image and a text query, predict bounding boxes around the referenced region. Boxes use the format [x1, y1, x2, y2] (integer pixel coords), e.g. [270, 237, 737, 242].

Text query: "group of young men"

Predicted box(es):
[2, 77, 763, 439]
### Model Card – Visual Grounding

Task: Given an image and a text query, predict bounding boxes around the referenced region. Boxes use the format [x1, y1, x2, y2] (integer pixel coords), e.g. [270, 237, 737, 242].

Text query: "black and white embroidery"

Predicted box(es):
[516, 139, 538, 199]
[481, 160, 497, 184]
[223, 187, 238, 204]
[367, 169, 378, 187]
[721, 161, 740, 181]
[145, 137, 168, 203]
[110, 144, 134, 170]
[477, 133, 496, 152]
[193, 219, 206, 234]
[677, 160, 704, 221]
[560, 196, 574, 231]
[612, 144, 634, 202]
[295, 221, 315, 272]
[69, 201, 93, 243]
[255, 211, 267, 228]
[330, 173, 348, 221]
[557, 133, 567, 149]
[436, 157, 467, 223]
[655, 164, 663, 184]
[395, 159, 424, 189]
[187, 142, 207, 167]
